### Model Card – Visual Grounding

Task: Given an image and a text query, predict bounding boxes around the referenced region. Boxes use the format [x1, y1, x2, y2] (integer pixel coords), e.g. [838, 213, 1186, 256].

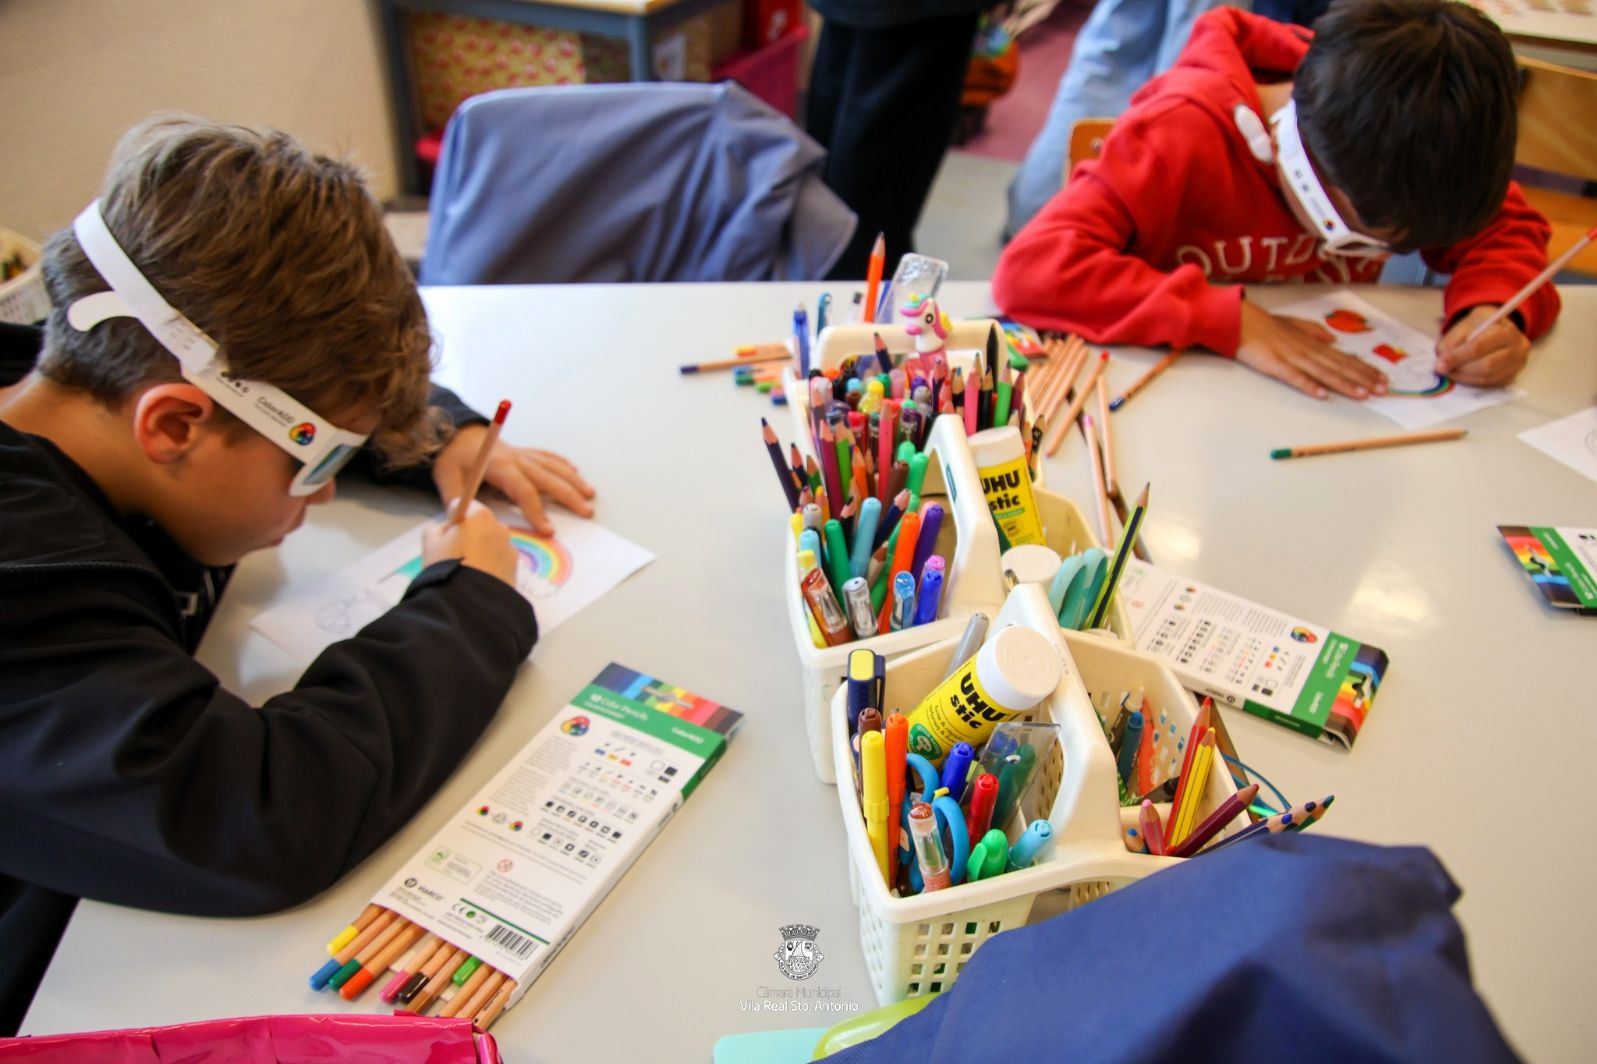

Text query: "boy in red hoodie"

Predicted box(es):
[992, 0, 1558, 400]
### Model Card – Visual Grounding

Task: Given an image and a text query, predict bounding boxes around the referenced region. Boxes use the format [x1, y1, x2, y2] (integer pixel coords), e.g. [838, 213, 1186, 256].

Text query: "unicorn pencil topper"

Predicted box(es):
[900, 293, 950, 377]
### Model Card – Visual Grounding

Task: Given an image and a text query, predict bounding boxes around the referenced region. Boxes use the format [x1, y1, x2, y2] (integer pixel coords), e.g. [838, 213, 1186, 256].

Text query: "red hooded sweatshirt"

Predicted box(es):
[991, 8, 1559, 356]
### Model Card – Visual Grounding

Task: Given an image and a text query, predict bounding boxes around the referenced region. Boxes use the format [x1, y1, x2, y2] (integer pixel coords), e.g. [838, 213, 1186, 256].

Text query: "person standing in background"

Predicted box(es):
[805, 0, 991, 280]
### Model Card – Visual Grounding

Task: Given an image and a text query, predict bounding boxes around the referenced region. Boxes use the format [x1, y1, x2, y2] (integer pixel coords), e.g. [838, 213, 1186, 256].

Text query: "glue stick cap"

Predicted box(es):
[966, 424, 1025, 467]
[1001, 544, 1063, 586]
[976, 626, 1060, 712]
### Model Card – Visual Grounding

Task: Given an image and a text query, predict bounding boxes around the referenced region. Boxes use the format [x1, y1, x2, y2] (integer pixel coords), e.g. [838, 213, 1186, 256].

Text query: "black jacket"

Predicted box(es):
[0, 324, 538, 1031]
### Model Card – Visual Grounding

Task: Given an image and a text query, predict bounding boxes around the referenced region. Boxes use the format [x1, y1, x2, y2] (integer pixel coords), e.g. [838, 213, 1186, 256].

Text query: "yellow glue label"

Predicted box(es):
[978, 454, 1044, 546]
[903, 655, 1023, 766]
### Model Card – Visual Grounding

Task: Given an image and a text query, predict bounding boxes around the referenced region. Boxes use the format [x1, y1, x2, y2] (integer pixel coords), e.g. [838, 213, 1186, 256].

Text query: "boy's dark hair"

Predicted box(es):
[1293, 0, 1518, 252]
[38, 116, 442, 465]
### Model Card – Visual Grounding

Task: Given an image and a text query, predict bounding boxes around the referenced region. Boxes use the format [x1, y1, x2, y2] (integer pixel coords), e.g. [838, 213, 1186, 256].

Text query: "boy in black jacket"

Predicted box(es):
[0, 117, 595, 1033]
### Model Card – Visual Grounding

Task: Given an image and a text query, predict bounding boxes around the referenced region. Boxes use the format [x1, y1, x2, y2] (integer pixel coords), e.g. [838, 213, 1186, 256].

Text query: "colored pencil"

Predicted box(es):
[1086, 482, 1148, 629]
[449, 399, 510, 525]
[455, 969, 507, 1021]
[341, 921, 424, 1000]
[1167, 728, 1216, 848]
[864, 233, 886, 326]
[680, 350, 791, 373]
[1140, 799, 1166, 856]
[1081, 415, 1115, 547]
[1200, 795, 1334, 856]
[1096, 375, 1118, 497]
[473, 978, 518, 1029]
[761, 419, 801, 511]
[438, 962, 494, 1018]
[408, 946, 468, 1013]
[1269, 427, 1466, 460]
[1108, 350, 1181, 411]
[1168, 783, 1260, 858]
[1044, 352, 1110, 456]
[326, 903, 382, 955]
[1465, 224, 1595, 343]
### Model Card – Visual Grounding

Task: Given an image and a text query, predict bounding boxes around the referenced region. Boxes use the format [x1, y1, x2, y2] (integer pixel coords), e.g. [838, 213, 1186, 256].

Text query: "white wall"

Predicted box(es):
[0, 0, 399, 242]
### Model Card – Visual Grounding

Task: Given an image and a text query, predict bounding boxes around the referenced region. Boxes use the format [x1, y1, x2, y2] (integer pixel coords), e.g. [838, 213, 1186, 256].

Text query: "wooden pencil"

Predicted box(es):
[1096, 375, 1118, 498]
[1108, 350, 1181, 411]
[409, 946, 468, 1013]
[1269, 427, 1466, 460]
[455, 969, 507, 1022]
[680, 350, 791, 373]
[449, 399, 510, 525]
[473, 978, 518, 1030]
[1044, 352, 1110, 456]
[1082, 415, 1115, 546]
[438, 962, 494, 1018]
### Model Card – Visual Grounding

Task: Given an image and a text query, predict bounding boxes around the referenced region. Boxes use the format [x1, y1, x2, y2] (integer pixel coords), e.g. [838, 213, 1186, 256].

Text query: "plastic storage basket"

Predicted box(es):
[0, 229, 49, 325]
[786, 414, 1006, 782]
[830, 583, 1245, 1006]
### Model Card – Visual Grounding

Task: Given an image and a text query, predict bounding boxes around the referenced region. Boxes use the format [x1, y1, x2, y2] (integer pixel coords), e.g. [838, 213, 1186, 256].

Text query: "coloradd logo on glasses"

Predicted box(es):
[289, 422, 316, 445]
[774, 924, 823, 980]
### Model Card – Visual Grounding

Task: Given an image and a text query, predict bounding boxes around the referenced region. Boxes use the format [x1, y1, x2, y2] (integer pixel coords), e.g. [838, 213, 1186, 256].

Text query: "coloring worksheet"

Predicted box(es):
[1519, 406, 1597, 486]
[1273, 291, 1523, 429]
[253, 508, 654, 662]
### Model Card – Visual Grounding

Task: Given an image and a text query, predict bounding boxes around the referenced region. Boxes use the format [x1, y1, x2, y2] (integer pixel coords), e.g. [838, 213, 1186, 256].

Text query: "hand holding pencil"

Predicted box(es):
[432, 399, 597, 537]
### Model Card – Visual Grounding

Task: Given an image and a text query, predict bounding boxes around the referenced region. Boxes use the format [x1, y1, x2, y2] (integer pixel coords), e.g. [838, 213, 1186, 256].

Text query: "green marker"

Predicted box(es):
[823, 520, 853, 610]
[895, 439, 917, 464]
[994, 380, 1013, 427]
[966, 828, 1009, 882]
[451, 955, 482, 986]
[905, 453, 930, 499]
[1059, 548, 1106, 630]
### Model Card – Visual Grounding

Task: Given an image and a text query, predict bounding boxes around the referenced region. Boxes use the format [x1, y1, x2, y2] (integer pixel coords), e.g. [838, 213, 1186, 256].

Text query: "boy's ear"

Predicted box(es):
[131, 383, 224, 465]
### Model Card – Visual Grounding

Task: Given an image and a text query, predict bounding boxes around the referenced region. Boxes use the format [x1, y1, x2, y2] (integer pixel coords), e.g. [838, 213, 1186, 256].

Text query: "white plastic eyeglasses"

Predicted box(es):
[1272, 100, 1392, 260]
[66, 200, 369, 496]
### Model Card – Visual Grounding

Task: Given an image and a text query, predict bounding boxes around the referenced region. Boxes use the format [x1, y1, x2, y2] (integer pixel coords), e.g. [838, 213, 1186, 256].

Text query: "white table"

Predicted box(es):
[21, 282, 1597, 1062]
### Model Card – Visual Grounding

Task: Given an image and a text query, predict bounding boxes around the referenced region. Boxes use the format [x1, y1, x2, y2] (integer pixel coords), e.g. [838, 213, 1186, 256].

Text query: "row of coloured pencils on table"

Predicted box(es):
[308, 904, 517, 1030]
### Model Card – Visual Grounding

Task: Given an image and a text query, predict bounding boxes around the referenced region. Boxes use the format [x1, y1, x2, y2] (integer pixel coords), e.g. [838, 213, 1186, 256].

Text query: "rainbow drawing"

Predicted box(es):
[390, 525, 573, 589]
[509, 528, 574, 589]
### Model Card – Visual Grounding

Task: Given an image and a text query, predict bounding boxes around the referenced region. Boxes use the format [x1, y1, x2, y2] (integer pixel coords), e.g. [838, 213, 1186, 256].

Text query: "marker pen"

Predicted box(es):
[908, 802, 950, 892]
[890, 571, 916, 631]
[939, 742, 974, 803]
[1008, 819, 1054, 870]
[843, 577, 878, 639]
[914, 567, 943, 626]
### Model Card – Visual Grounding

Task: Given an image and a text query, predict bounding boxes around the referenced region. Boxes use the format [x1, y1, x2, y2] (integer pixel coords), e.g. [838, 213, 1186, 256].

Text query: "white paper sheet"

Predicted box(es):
[252, 509, 654, 662]
[1272, 291, 1523, 429]
[1520, 406, 1597, 486]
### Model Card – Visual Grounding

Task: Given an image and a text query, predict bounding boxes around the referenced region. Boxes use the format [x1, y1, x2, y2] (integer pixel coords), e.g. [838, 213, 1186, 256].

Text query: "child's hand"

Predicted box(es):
[423, 501, 519, 586]
[1435, 306, 1529, 387]
[1236, 302, 1389, 400]
[433, 425, 596, 537]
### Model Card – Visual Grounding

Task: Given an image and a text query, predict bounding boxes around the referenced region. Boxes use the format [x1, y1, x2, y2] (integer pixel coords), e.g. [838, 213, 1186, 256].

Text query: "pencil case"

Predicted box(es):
[0, 1015, 500, 1063]
[786, 414, 1005, 782]
[829, 583, 1244, 1006]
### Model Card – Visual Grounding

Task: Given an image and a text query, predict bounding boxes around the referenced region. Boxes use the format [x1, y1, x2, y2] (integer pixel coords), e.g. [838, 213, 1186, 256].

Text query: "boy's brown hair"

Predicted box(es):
[37, 115, 440, 465]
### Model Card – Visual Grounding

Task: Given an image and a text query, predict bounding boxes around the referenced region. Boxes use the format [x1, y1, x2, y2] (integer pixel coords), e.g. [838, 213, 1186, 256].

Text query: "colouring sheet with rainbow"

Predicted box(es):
[252, 508, 654, 662]
[1273, 291, 1523, 429]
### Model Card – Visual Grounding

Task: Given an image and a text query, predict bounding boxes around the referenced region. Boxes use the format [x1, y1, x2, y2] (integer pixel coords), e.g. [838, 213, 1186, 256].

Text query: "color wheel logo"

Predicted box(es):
[289, 422, 316, 445]
[1290, 626, 1318, 643]
[562, 716, 589, 737]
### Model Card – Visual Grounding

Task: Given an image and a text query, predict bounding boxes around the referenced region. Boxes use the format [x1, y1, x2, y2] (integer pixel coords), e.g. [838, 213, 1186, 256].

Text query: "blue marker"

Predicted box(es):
[1008, 819, 1054, 871]
[940, 742, 974, 803]
[849, 497, 882, 579]
[890, 571, 916, 631]
[914, 567, 943, 626]
[816, 291, 831, 335]
[794, 302, 811, 377]
[1116, 710, 1144, 785]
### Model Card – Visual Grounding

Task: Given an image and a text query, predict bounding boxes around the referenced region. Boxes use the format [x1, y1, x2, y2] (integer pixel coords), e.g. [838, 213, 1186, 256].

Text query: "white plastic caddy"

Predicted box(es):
[830, 583, 1245, 1006]
[786, 413, 1005, 782]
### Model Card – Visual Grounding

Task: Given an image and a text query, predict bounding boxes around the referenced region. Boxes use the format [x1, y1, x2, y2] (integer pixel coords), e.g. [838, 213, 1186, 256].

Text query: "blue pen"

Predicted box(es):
[890, 571, 916, 631]
[914, 568, 943, 626]
[1008, 819, 1054, 871]
[794, 302, 811, 377]
[1116, 710, 1144, 785]
[849, 497, 882, 579]
[939, 742, 974, 802]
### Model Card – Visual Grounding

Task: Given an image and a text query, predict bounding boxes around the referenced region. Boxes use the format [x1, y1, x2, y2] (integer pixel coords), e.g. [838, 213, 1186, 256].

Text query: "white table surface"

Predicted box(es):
[21, 282, 1597, 1062]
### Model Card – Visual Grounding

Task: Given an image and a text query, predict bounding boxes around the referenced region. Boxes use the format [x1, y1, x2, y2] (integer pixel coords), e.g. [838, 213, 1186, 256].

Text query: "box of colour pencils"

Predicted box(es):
[349, 664, 741, 1020]
[1498, 525, 1597, 615]
[1115, 561, 1388, 749]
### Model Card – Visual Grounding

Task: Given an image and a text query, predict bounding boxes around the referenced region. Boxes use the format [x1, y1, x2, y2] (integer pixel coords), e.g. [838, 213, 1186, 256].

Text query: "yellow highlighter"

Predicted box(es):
[862, 730, 890, 885]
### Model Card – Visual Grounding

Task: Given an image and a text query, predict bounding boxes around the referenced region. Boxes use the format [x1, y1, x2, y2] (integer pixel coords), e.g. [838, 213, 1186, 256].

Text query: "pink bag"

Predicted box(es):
[0, 1014, 500, 1062]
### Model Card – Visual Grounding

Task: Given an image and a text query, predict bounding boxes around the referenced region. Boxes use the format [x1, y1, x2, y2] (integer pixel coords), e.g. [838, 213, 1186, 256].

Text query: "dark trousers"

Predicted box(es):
[806, 13, 981, 280]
